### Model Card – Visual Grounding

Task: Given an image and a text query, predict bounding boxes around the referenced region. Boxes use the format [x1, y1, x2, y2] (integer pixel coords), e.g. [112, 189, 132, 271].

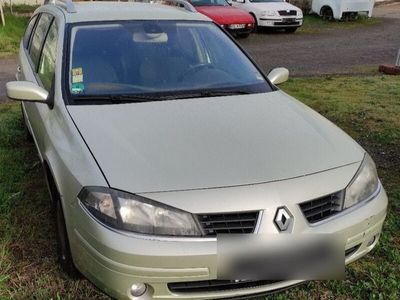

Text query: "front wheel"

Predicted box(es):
[236, 32, 250, 39]
[285, 27, 298, 33]
[250, 13, 258, 33]
[321, 6, 334, 21]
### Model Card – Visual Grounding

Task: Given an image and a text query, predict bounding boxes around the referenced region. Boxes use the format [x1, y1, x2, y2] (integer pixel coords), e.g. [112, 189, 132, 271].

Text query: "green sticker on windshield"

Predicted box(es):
[71, 82, 84, 94]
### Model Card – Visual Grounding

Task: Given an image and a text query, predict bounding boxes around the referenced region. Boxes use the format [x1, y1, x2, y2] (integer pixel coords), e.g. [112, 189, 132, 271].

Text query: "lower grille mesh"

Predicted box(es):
[197, 211, 259, 236]
[299, 191, 344, 223]
[168, 279, 280, 293]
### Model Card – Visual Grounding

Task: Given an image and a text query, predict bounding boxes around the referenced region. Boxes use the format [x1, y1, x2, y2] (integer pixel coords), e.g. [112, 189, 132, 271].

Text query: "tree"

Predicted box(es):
[0, 0, 5, 27]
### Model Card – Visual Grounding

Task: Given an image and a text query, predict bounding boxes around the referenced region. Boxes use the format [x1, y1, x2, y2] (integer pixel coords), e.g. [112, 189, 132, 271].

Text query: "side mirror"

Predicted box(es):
[6, 81, 49, 103]
[267, 68, 289, 85]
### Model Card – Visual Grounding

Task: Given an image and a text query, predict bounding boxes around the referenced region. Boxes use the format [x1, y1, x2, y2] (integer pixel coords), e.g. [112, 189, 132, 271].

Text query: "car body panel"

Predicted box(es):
[312, 0, 375, 19]
[68, 91, 364, 193]
[194, 5, 254, 25]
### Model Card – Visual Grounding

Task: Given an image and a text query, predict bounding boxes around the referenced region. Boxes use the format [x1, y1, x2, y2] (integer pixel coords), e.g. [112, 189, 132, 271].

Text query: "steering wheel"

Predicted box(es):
[178, 63, 216, 82]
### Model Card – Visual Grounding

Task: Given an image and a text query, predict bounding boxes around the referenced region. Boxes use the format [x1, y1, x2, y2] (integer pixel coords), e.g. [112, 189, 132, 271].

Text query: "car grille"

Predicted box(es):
[168, 279, 280, 293]
[299, 191, 344, 224]
[197, 211, 259, 236]
[278, 10, 297, 16]
[274, 21, 300, 26]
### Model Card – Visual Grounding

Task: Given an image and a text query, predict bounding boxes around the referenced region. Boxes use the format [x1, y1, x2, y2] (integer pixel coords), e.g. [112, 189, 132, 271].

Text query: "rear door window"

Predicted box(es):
[38, 20, 58, 91]
[23, 14, 38, 49]
[29, 13, 53, 70]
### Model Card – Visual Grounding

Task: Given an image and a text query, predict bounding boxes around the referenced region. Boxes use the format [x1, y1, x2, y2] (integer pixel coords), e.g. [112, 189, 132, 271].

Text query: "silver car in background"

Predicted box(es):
[6, 0, 387, 299]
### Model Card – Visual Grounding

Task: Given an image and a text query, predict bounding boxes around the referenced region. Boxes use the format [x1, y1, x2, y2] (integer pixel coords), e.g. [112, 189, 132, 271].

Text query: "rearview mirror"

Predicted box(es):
[267, 68, 289, 85]
[6, 81, 49, 103]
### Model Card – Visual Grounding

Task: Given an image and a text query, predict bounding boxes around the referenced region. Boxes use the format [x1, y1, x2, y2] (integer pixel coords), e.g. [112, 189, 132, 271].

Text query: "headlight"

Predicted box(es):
[261, 10, 277, 17]
[297, 11, 303, 18]
[344, 154, 380, 209]
[78, 187, 204, 237]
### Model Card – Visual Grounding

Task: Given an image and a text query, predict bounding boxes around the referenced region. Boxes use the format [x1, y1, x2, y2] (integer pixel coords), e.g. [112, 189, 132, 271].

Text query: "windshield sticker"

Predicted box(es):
[71, 82, 84, 94]
[72, 67, 83, 83]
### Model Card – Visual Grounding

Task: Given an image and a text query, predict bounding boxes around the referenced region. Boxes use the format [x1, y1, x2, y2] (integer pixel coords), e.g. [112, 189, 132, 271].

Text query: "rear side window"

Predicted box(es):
[29, 13, 53, 70]
[38, 21, 58, 91]
[23, 14, 38, 48]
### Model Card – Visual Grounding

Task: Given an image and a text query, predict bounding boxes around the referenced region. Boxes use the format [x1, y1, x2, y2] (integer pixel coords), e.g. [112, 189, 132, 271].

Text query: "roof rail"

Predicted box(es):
[43, 0, 196, 14]
[44, 0, 77, 13]
[148, 0, 197, 13]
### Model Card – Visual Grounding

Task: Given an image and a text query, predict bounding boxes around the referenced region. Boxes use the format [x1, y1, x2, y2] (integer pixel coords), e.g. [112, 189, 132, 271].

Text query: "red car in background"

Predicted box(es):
[189, 0, 255, 38]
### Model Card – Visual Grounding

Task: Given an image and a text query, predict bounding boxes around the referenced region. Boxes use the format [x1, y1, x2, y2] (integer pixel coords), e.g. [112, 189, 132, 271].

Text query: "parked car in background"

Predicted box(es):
[232, 0, 303, 33]
[312, 0, 375, 20]
[190, 0, 255, 38]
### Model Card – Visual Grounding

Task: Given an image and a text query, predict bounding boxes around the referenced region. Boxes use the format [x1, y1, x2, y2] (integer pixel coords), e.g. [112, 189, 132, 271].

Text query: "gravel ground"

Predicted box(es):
[239, 3, 400, 76]
[0, 3, 399, 103]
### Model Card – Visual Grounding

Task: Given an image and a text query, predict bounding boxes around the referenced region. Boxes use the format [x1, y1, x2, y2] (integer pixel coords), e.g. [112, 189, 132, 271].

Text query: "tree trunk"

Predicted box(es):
[0, 1, 5, 27]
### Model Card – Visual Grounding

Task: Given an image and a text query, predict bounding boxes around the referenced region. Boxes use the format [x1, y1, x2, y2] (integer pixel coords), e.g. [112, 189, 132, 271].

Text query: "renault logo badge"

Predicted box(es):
[274, 206, 293, 232]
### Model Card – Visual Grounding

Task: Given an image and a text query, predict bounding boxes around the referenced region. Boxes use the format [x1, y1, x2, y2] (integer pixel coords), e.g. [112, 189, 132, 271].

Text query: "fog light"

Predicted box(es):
[130, 283, 147, 297]
[367, 235, 376, 247]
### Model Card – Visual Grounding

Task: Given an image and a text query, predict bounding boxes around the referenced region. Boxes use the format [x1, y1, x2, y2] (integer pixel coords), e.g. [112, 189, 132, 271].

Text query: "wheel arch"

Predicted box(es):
[43, 160, 61, 203]
[320, 5, 333, 16]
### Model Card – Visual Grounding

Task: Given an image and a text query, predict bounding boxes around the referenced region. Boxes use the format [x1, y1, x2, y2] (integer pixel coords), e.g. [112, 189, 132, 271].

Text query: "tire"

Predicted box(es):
[250, 13, 258, 33]
[20, 103, 33, 142]
[321, 6, 334, 21]
[55, 199, 79, 278]
[285, 27, 298, 33]
[236, 33, 250, 39]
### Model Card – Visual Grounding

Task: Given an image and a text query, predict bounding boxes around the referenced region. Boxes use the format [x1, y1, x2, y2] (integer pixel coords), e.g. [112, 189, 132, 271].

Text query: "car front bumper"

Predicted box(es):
[69, 183, 387, 300]
[258, 17, 303, 28]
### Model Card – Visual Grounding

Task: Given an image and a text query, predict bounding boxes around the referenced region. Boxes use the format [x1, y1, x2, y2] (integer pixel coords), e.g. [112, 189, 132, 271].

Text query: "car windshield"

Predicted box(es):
[68, 20, 271, 103]
[191, 0, 229, 6]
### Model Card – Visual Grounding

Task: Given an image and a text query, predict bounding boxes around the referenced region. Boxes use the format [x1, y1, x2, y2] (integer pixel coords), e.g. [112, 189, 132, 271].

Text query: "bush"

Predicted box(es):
[288, 0, 312, 14]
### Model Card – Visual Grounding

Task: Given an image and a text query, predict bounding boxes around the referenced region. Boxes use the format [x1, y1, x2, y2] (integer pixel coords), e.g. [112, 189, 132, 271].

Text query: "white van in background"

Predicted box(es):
[312, 0, 375, 20]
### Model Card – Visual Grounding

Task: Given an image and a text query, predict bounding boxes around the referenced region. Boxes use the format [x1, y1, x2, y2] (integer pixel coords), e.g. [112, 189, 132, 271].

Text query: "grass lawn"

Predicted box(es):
[298, 15, 380, 34]
[0, 75, 399, 299]
[0, 13, 29, 58]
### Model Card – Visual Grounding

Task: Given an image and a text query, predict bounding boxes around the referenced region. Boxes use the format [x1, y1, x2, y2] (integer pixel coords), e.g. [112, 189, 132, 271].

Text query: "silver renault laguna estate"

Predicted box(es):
[6, 0, 387, 299]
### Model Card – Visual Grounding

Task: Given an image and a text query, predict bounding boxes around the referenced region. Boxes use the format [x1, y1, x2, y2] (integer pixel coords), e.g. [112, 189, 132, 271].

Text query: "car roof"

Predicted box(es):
[43, 1, 211, 24]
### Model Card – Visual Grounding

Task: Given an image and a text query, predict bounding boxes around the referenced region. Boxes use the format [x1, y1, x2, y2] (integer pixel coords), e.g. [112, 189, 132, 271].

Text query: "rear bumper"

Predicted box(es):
[69, 186, 387, 300]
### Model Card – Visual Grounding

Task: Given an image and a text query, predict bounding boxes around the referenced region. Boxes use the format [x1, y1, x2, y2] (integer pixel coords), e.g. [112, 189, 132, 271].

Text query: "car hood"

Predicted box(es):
[251, 2, 301, 12]
[68, 91, 364, 193]
[195, 6, 253, 24]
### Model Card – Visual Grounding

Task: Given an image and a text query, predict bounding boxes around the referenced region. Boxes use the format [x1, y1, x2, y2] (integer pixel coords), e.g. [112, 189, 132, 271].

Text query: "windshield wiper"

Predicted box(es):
[72, 90, 252, 103]
[170, 90, 252, 99]
[72, 94, 164, 103]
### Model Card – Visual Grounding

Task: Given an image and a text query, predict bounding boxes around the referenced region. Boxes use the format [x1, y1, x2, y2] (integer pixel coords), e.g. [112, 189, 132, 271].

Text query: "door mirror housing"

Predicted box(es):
[6, 81, 49, 103]
[267, 68, 289, 85]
